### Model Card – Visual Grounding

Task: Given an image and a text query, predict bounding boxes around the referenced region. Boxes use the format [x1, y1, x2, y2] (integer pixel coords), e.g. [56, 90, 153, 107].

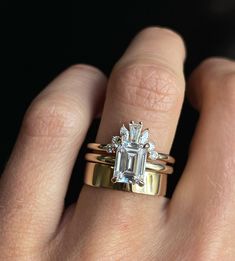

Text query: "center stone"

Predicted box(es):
[113, 142, 147, 184]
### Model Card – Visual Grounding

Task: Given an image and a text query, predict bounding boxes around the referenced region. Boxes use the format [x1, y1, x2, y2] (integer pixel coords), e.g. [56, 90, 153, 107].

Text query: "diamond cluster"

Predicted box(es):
[106, 121, 158, 186]
[106, 121, 158, 160]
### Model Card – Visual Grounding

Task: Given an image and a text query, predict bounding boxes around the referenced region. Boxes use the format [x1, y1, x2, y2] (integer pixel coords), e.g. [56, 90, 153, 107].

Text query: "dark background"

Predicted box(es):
[1, 1, 235, 203]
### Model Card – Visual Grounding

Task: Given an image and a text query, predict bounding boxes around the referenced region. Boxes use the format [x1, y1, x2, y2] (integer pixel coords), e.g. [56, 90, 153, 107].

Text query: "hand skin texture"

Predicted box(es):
[1, 27, 235, 261]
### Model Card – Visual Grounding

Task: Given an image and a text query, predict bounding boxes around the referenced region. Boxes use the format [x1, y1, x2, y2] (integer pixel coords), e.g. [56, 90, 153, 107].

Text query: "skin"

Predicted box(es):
[0, 27, 235, 260]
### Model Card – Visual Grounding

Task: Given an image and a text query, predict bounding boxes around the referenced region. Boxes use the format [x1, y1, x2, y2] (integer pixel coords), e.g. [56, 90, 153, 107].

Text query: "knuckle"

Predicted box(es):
[22, 97, 82, 138]
[199, 57, 230, 68]
[194, 57, 235, 85]
[65, 63, 105, 79]
[139, 27, 184, 48]
[111, 63, 184, 113]
[189, 57, 235, 109]
[200, 57, 231, 69]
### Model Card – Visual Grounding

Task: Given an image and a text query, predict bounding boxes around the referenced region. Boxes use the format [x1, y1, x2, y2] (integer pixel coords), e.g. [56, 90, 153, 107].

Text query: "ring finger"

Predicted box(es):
[71, 27, 186, 259]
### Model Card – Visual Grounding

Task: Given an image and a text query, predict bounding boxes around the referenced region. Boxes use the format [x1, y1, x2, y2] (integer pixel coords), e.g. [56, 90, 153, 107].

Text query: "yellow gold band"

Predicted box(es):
[87, 143, 175, 164]
[85, 153, 173, 174]
[84, 162, 167, 196]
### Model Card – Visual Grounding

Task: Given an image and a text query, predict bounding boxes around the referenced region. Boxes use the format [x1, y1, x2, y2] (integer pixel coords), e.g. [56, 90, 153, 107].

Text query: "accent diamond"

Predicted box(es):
[112, 136, 121, 147]
[149, 150, 159, 160]
[106, 144, 114, 153]
[129, 122, 143, 143]
[120, 125, 129, 142]
[139, 129, 149, 144]
[148, 141, 155, 151]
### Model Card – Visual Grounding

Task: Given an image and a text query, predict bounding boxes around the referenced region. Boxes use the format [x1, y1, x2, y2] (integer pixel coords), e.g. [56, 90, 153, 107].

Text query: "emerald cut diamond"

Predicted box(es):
[106, 121, 159, 186]
[113, 143, 147, 185]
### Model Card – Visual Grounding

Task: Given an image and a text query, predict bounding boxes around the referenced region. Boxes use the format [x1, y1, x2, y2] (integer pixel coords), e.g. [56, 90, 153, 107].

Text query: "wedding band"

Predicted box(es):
[84, 162, 167, 196]
[84, 121, 174, 196]
[85, 153, 173, 174]
[87, 143, 175, 164]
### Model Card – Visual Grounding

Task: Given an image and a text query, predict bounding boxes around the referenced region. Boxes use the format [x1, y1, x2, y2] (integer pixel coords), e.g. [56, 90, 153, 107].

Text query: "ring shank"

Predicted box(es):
[84, 162, 167, 196]
[85, 153, 173, 174]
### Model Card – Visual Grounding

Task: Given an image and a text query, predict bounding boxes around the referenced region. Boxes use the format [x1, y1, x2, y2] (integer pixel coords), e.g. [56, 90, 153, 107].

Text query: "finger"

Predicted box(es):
[97, 28, 185, 150]
[71, 28, 185, 258]
[171, 58, 235, 232]
[0, 65, 106, 246]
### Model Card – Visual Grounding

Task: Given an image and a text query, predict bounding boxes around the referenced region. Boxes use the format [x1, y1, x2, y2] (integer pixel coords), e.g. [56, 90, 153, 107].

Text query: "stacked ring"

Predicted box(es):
[87, 143, 175, 164]
[84, 121, 175, 196]
[85, 153, 174, 174]
[84, 162, 167, 196]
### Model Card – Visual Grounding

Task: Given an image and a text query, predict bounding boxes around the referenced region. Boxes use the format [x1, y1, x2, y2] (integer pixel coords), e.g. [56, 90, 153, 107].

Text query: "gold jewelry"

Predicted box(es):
[84, 162, 167, 196]
[85, 153, 173, 174]
[84, 121, 174, 196]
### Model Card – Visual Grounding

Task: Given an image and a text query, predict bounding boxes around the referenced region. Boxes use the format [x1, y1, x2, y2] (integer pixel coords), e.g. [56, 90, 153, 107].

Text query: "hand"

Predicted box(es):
[1, 27, 235, 261]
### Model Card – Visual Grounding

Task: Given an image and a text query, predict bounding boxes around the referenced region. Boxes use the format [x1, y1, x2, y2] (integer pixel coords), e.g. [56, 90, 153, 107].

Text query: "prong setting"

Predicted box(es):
[105, 121, 159, 186]
[111, 177, 117, 183]
[138, 180, 145, 187]
[144, 143, 150, 149]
